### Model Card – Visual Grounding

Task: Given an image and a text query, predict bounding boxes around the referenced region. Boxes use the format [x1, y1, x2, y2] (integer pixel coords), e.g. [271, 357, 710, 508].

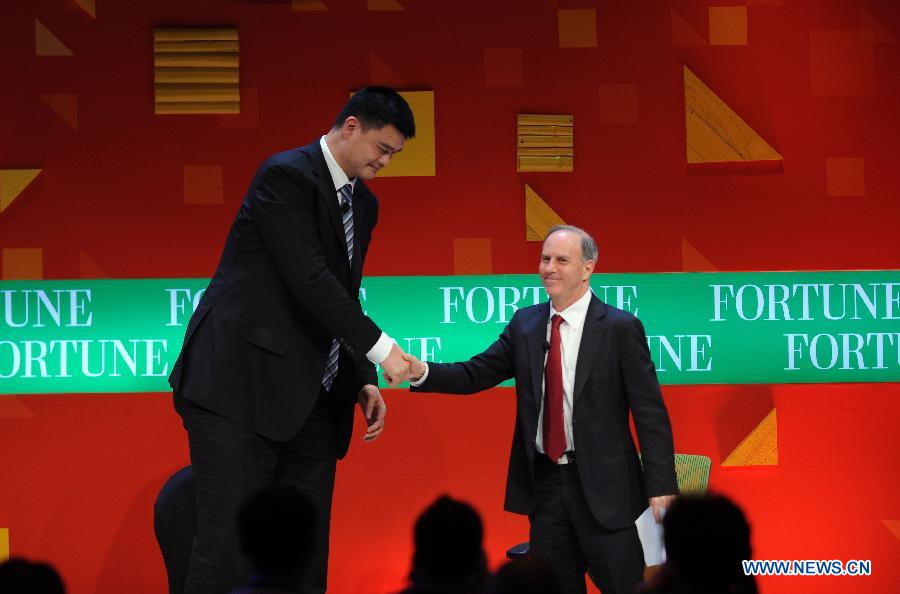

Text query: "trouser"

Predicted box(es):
[529, 453, 645, 594]
[175, 391, 337, 594]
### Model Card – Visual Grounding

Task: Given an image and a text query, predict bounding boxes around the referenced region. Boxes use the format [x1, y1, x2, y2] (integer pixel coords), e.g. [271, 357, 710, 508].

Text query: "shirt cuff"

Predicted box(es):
[408, 363, 430, 387]
[366, 332, 394, 364]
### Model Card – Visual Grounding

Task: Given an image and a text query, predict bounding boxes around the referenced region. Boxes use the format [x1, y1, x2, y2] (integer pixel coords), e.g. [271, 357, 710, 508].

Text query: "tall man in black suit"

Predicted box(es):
[404, 226, 678, 594]
[168, 87, 415, 594]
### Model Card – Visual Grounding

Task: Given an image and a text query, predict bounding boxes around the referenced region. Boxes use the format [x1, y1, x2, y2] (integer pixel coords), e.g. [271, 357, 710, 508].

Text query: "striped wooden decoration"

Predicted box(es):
[517, 114, 574, 172]
[154, 28, 240, 115]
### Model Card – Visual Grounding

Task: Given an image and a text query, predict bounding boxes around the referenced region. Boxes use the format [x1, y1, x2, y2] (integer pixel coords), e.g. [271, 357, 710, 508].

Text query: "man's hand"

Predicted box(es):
[649, 494, 676, 523]
[381, 343, 411, 386]
[358, 384, 386, 441]
[401, 352, 427, 382]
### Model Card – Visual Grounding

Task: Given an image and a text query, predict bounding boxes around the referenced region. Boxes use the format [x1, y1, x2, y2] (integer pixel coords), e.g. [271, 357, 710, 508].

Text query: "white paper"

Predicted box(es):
[635, 506, 666, 566]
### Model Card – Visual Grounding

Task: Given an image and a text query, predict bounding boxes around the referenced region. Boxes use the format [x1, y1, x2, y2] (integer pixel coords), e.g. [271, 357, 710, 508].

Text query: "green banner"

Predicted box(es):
[1, 271, 899, 395]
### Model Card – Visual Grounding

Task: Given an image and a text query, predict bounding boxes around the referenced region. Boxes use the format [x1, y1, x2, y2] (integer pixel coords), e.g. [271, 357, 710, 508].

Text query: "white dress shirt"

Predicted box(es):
[319, 136, 393, 365]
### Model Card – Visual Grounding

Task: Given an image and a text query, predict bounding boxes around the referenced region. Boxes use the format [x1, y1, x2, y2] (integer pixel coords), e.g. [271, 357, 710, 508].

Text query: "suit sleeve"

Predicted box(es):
[251, 163, 382, 360]
[619, 316, 678, 498]
[411, 322, 516, 395]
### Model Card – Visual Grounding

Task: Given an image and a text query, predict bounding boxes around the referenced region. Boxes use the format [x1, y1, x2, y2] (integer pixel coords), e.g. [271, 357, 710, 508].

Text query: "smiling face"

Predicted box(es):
[539, 230, 595, 311]
[338, 117, 405, 180]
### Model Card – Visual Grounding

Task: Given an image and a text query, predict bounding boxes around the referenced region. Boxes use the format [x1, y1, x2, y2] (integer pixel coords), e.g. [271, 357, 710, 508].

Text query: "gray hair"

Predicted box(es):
[546, 225, 598, 262]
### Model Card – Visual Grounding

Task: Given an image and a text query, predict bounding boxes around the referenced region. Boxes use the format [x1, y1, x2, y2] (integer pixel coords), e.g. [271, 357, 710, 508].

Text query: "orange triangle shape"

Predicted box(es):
[368, 0, 404, 11]
[684, 66, 782, 164]
[73, 0, 96, 19]
[40, 94, 78, 130]
[671, 9, 706, 46]
[858, 7, 895, 43]
[681, 238, 717, 271]
[524, 184, 566, 242]
[0, 397, 35, 418]
[0, 169, 42, 213]
[881, 520, 900, 541]
[722, 408, 778, 466]
[369, 52, 407, 86]
[292, 0, 328, 11]
[35, 20, 73, 56]
[79, 251, 110, 278]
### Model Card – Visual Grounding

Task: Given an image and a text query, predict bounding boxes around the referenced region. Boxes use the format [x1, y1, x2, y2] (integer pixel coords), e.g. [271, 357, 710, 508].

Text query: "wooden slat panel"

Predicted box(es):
[154, 53, 239, 68]
[517, 114, 573, 126]
[155, 84, 240, 102]
[516, 125, 573, 137]
[155, 67, 240, 84]
[155, 101, 241, 114]
[154, 40, 239, 52]
[154, 28, 238, 42]
[517, 136, 573, 148]
[517, 147, 574, 157]
[518, 156, 574, 172]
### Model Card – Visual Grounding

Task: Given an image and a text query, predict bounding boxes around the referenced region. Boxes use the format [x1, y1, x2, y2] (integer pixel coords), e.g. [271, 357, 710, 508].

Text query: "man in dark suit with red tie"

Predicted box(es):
[405, 225, 678, 594]
[169, 87, 415, 594]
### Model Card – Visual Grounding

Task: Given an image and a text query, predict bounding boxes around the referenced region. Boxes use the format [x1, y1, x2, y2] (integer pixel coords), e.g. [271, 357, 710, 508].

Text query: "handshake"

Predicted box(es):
[380, 343, 427, 386]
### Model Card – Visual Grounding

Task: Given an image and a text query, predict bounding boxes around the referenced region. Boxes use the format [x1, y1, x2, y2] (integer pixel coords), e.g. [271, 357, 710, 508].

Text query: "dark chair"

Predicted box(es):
[153, 466, 196, 594]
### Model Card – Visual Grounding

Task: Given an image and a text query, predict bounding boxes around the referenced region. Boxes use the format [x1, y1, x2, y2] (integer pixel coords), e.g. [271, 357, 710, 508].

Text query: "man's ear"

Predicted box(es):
[341, 116, 360, 138]
[583, 260, 596, 281]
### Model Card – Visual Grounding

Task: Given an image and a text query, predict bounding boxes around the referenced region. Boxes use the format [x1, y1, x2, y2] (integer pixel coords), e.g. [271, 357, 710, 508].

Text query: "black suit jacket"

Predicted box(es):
[412, 295, 678, 530]
[169, 140, 381, 454]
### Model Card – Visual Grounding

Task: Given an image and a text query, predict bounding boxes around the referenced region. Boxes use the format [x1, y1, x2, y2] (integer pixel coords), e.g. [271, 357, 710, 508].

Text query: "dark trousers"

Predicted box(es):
[529, 454, 645, 594]
[175, 391, 337, 594]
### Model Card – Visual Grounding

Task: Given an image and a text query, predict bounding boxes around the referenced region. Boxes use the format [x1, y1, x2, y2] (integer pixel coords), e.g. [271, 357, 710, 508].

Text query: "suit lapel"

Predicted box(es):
[572, 295, 608, 407]
[524, 302, 551, 411]
[309, 143, 351, 261]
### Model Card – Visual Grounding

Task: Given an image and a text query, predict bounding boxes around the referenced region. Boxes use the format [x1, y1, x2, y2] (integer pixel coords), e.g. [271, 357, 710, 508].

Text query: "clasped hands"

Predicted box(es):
[380, 343, 427, 386]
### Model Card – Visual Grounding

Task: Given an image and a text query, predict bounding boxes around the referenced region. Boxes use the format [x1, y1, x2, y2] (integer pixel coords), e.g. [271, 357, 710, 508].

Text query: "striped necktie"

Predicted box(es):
[322, 183, 354, 392]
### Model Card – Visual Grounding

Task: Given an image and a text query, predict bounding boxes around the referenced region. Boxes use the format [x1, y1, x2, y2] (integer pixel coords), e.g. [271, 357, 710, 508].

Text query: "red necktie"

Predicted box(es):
[543, 314, 566, 461]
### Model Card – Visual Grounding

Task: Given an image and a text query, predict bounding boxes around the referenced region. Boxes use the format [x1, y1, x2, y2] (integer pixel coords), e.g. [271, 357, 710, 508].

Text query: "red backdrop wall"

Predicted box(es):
[1, 1, 898, 593]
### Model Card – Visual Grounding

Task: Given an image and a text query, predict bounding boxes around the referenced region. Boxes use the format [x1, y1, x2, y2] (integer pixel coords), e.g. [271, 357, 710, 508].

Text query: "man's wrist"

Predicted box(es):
[408, 363, 429, 387]
[366, 332, 394, 364]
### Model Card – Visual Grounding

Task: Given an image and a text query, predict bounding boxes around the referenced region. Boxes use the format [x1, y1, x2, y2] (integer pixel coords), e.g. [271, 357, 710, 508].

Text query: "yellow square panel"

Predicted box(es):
[0, 528, 8, 561]
[378, 91, 435, 177]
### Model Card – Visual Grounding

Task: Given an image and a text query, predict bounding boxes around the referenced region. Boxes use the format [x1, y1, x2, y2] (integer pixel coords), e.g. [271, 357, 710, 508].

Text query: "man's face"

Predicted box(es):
[342, 118, 405, 180]
[539, 231, 595, 307]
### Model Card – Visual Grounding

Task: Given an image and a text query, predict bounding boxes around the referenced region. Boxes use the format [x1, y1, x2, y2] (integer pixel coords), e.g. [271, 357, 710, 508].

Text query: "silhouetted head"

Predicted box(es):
[0, 558, 65, 594]
[410, 495, 487, 591]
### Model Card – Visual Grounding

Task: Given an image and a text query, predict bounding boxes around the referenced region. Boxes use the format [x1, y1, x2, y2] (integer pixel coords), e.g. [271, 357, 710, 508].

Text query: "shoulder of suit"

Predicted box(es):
[258, 142, 321, 176]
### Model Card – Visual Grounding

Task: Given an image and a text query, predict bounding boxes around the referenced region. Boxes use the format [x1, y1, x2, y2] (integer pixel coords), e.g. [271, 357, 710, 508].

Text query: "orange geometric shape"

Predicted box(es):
[681, 238, 717, 272]
[709, 6, 748, 46]
[375, 91, 435, 177]
[2, 248, 43, 280]
[858, 7, 895, 44]
[0, 528, 8, 561]
[598, 84, 638, 124]
[220, 88, 259, 128]
[453, 239, 492, 275]
[558, 9, 597, 48]
[72, 0, 96, 19]
[484, 48, 523, 88]
[525, 184, 567, 242]
[825, 157, 865, 197]
[369, 52, 407, 87]
[35, 19, 73, 56]
[882, 520, 900, 541]
[79, 250, 110, 278]
[517, 114, 574, 172]
[0, 397, 35, 418]
[0, 169, 41, 213]
[39, 94, 78, 129]
[367, 0, 403, 11]
[810, 30, 875, 96]
[684, 66, 782, 165]
[184, 165, 224, 204]
[292, 0, 328, 10]
[722, 408, 778, 467]
[671, 9, 706, 46]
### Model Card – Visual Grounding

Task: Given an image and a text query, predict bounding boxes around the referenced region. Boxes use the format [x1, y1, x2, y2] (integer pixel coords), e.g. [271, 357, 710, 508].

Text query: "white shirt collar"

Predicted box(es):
[549, 288, 592, 331]
[320, 136, 355, 194]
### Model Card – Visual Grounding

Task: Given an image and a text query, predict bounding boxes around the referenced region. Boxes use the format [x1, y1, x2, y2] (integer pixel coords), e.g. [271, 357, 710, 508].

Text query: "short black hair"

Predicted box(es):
[412, 495, 485, 584]
[238, 483, 317, 577]
[332, 86, 416, 139]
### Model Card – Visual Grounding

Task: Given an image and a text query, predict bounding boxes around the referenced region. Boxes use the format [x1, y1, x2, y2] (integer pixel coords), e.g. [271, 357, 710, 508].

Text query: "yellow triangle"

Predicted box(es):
[722, 408, 778, 466]
[0, 169, 42, 213]
[524, 184, 566, 242]
[73, 0, 96, 19]
[684, 66, 782, 164]
[35, 20, 73, 56]
[292, 0, 328, 11]
[368, 0, 404, 11]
